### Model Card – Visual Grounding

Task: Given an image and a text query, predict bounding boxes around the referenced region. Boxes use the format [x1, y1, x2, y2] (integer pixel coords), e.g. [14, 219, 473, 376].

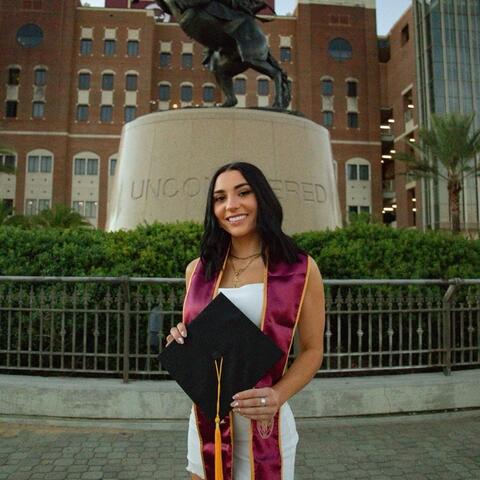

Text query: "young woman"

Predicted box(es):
[166, 162, 325, 480]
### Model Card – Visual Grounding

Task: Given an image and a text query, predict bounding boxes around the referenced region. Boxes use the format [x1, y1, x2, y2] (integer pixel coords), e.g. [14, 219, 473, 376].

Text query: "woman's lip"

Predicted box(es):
[226, 214, 247, 222]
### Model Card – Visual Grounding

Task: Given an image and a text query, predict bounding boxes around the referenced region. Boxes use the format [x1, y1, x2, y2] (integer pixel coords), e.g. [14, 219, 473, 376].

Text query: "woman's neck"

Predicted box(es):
[230, 234, 262, 259]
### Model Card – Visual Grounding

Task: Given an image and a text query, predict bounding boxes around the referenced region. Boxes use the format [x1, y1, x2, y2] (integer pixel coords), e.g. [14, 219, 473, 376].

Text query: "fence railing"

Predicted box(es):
[0, 276, 479, 382]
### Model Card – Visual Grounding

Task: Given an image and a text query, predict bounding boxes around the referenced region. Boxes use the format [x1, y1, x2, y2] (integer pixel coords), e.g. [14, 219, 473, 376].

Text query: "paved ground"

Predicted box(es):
[0, 410, 479, 480]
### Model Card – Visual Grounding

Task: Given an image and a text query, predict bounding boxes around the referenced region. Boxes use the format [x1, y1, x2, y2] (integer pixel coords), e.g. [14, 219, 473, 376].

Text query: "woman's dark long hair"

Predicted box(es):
[200, 162, 303, 279]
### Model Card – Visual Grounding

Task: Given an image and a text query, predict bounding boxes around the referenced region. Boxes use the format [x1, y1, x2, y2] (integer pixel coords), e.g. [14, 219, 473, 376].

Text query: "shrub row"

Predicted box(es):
[0, 220, 479, 278]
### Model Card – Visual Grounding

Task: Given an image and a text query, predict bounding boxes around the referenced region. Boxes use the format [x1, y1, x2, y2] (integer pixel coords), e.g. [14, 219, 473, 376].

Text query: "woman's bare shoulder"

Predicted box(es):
[185, 257, 201, 284]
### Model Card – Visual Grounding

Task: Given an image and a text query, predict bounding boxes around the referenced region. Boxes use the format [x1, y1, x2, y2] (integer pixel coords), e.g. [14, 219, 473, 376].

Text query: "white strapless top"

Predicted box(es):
[218, 283, 264, 328]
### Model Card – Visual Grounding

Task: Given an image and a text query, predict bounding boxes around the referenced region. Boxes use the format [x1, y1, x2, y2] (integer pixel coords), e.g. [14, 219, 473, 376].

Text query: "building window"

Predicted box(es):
[359, 164, 369, 180]
[6, 101, 18, 118]
[75, 158, 98, 176]
[401, 25, 409, 46]
[104, 39, 116, 56]
[27, 155, 39, 173]
[203, 85, 215, 103]
[182, 53, 193, 69]
[159, 84, 171, 101]
[72, 201, 84, 215]
[78, 73, 91, 90]
[100, 105, 113, 123]
[234, 78, 246, 95]
[180, 85, 193, 102]
[25, 199, 37, 216]
[323, 111, 334, 128]
[85, 201, 97, 218]
[127, 40, 139, 57]
[102, 73, 114, 91]
[32, 101, 45, 118]
[124, 106, 136, 122]
[27, 155, 51, 173]
[34, 68, 47, 86]
[125, 74, 137, 91]
[280, 47, 291, 62]
[38, 199, 50, 212]
[40, 156, 52, 173]
[109, 158, 117, 176]
[8, 68, 20, 86]
[74, 158, 85, 175]
[347, 81, 358, 97]
[347, 164, 357, 180]
[347, 112, 359, 128]
[322, 79, 333, 96]
[87, 158, 98, 175]
[2, 199, 13, 214]
[76, 104, 89, 122]
[80, 39, 92, 56]
[328, 38, 353, 61]
[0, 154, 16, 171]
[16, 24, 43, 48]
[159, 52, 171, 68]
[257, 79, 269, 96]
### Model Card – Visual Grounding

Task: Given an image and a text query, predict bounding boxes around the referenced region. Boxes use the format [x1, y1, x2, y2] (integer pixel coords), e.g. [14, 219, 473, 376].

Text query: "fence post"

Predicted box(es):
[442, 279, 461, 376]
[121, 276, 131, 384]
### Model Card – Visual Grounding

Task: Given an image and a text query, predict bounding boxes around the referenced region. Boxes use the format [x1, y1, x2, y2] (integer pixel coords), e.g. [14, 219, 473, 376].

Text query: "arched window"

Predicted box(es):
[202, 84, 215, 103]
[102, 72, 114, 91]
[73, 152, 99, 176]
[125, 73, 138, 91]
[7, 66, 20, 86]
[328, 38, 352, 61]
[78, 71, 91, 90]
[158, 82, 171, 101]
[234, 77, 246, 95]
[322, 78, 333, 96]
[26, 149, 54, 174]
[257, 78, 269, 96]
[180, 84, 193, 102]
[34, 67, 47, 86]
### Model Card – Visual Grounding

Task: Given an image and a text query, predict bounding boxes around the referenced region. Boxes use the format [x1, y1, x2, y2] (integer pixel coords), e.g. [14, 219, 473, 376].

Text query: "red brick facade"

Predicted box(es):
[1, 0, 393, 229]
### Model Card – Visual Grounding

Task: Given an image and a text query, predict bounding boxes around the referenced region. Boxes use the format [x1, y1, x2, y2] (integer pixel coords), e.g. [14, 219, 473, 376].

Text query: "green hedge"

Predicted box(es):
[0, 221, 479, 278]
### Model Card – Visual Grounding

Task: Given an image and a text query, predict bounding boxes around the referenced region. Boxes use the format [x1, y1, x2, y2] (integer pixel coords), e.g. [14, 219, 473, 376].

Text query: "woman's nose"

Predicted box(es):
[225, 195, 240, 210]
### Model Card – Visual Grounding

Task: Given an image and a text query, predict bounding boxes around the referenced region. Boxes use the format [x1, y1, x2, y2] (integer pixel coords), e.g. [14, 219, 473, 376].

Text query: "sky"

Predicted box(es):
[83, 0, 412, 36]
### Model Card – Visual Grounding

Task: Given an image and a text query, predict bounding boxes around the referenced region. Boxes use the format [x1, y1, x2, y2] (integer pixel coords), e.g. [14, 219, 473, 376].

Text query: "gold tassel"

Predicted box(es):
[214, 358, 224, 480]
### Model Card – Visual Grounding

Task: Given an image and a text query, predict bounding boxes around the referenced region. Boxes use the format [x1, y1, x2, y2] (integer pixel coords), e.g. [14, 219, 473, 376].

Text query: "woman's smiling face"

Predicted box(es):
[212, 169, 258, 238]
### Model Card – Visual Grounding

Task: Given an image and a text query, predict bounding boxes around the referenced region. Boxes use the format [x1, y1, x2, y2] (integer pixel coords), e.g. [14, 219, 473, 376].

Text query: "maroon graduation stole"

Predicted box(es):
[183, 252, 310, 479]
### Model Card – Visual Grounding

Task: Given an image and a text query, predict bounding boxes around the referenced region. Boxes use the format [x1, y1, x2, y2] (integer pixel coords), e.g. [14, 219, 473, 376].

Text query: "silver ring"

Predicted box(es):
[260, 397, 267, 406]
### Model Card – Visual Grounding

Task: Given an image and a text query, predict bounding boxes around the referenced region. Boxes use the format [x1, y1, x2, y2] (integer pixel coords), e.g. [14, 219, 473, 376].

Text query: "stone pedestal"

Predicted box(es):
[107, 108, 341, 233]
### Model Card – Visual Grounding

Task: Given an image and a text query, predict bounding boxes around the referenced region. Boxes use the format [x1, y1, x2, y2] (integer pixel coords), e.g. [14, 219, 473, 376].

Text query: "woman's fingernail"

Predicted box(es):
[182, 331, 187, 338]
[231, 401, 238, 407]
[178, 338, 184, 344]
[232, 394, 238, 400]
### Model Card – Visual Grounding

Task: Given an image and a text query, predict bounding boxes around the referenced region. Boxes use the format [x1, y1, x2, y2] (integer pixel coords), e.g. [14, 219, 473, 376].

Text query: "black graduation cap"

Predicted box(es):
[159, 292, 283, 422]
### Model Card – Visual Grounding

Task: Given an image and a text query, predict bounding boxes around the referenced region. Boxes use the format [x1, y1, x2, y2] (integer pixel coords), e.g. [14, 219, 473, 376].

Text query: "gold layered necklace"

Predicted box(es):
[229, 253, 261, 288]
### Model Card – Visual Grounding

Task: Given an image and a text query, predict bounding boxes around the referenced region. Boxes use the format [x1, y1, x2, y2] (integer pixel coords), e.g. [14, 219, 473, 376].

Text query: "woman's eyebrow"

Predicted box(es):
[213, 183, 250, 194]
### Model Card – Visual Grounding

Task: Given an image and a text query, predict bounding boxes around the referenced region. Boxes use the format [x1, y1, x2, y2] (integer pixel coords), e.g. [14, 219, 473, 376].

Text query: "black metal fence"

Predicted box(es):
[0, 276, 478, 382]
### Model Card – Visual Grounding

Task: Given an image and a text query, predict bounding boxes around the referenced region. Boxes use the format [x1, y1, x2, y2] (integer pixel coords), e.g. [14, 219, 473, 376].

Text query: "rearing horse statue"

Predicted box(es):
[156, 0, 291, 109]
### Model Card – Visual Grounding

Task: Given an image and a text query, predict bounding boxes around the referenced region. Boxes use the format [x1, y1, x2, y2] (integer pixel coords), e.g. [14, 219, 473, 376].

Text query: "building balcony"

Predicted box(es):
[382, 179, 395, 199]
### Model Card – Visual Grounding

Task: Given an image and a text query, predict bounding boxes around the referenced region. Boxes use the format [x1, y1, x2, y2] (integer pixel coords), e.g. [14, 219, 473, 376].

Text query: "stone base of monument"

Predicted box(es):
[107, 108, 341, 233]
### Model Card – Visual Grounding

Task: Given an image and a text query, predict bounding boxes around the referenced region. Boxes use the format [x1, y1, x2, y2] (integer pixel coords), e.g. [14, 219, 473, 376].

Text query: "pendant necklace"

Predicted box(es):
[229, 253, 261, 288]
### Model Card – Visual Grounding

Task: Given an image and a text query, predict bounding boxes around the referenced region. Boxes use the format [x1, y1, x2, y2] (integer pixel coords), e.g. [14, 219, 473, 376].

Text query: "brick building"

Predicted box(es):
[1, 0, 388, 229]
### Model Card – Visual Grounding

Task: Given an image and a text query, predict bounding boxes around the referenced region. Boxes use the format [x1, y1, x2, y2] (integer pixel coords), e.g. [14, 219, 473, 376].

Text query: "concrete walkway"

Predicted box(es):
[1, 410, 479, 479]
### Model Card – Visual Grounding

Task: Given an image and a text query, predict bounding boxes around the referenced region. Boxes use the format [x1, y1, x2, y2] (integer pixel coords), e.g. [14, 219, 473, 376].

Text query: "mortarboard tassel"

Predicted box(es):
[214, 357, 224, 480]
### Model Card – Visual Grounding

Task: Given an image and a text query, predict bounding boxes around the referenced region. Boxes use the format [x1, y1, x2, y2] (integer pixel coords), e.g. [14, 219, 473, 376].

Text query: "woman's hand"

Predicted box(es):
[230, 387, 281, 421]
[166, 322, 188, 346]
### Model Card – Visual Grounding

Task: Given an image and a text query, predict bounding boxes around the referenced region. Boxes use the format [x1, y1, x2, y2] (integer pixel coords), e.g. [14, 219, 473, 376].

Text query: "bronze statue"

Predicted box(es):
[156, 0, 291, 109]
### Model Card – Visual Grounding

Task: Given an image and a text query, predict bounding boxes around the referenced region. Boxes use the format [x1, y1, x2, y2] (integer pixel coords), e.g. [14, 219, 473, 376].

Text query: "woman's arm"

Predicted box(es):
[231, 256, 325, 420]
[166, 258, 200, 345]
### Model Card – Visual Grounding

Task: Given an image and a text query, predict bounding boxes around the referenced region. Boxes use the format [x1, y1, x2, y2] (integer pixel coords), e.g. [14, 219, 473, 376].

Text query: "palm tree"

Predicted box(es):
[32, 203, 92, 228]
[395, 113, 480, 233]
